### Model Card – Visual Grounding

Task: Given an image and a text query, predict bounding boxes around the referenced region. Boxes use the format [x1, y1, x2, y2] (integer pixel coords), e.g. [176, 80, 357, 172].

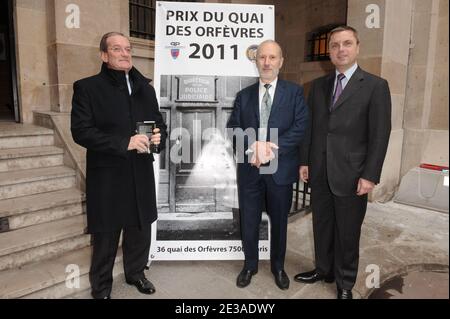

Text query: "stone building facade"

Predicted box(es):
[4, 0, 449, 201]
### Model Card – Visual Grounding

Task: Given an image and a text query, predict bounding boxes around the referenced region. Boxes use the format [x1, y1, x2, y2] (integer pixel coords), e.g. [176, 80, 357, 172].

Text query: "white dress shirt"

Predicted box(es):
[333, 62, 358, 92]
[125, 73, 132, 95]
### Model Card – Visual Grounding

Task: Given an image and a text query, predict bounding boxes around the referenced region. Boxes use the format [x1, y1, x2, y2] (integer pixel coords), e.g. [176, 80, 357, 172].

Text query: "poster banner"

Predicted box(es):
[151, 1, 275, 260]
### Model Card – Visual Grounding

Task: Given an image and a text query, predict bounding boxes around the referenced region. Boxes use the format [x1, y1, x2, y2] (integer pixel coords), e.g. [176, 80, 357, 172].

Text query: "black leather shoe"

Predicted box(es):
[337, 288, 353, 299]
[92, 294, 111, 299]
[273, 270, 290, 290]
[126, 277, 156, 295]
[293, 269, 335, 284]
[236, 269, 257, 288]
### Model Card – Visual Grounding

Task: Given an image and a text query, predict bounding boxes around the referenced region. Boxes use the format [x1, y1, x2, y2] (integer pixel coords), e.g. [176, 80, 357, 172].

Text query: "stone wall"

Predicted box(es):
[15, 0, 51, 123]
[226, 0, 345, 92]
[273, 0, 346, 89]
[401, 0, 449, 177]
[15, 0, 129, 122]
[346, 0, 411, 201]
[11, 0, 449, 202]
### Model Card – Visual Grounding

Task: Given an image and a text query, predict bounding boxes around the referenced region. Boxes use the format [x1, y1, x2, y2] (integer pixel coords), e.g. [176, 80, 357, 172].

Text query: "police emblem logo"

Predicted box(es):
[246, 45, 258, 61]
[166, 41, 183, 60]
[171, 48, 180, 59]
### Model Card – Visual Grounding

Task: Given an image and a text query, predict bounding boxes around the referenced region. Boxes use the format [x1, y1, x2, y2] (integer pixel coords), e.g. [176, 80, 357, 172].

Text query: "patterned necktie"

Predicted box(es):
[331, 73, 345, 111]
[260, 83, 272, 141]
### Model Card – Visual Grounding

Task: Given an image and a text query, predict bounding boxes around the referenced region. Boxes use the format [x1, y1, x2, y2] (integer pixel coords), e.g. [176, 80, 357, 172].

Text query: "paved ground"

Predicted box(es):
[71, 201, 449, 299]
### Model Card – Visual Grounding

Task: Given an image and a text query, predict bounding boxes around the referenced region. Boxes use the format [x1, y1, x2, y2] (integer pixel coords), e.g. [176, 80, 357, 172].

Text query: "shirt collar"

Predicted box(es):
[260, 78, 278, 89]
[336, 62, 358, 80]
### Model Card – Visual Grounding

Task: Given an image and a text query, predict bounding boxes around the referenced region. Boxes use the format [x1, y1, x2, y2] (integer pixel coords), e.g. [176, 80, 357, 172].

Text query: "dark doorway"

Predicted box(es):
[0, 0, 19, 122]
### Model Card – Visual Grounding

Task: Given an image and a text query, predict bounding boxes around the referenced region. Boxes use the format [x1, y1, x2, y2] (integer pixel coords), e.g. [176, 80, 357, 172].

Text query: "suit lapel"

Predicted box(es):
[249, 83, 259, 123]
[332, 67, 365, 111]
[269, 80, 286, 121]
[323, 73, 335, 112]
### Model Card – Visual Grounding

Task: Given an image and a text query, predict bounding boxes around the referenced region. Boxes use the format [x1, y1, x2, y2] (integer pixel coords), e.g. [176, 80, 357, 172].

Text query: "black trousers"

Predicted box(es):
[311, 162, 367, 290]
[89, 223, 151, 298]
[239, 174, 293, 273]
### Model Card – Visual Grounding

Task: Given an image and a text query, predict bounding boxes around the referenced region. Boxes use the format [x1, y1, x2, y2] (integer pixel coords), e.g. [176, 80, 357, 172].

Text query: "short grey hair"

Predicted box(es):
[99, 32, 126, 52]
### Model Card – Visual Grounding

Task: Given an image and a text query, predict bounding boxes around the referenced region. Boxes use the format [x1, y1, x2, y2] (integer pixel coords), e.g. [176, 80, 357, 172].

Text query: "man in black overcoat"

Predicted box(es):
[71, 32, 167, 299]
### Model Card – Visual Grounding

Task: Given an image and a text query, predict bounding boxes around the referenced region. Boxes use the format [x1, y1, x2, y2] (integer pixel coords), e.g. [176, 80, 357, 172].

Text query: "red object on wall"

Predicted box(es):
[419, 163, 449, 171]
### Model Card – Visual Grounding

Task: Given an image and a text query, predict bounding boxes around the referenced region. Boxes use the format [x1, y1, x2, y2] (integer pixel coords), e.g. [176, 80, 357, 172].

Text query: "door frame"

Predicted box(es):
[7, 0, 20, 122]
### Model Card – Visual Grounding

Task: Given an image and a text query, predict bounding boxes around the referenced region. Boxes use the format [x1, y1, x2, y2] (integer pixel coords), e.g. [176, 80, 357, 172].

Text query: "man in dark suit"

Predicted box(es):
[71, 32, 167, 299]
[294, 26, 391, 299]
[227, 40, 308, 290]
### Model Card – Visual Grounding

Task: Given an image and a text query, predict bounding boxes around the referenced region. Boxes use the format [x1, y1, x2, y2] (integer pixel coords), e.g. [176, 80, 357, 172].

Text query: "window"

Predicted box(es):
[129, 0, 200, 40]
[305, 25, 340, 62]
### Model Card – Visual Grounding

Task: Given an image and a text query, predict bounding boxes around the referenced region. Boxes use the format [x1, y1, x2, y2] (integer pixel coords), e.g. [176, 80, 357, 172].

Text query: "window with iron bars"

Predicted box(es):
[305, 25, 341, 62]
[130, 0, 200, 40]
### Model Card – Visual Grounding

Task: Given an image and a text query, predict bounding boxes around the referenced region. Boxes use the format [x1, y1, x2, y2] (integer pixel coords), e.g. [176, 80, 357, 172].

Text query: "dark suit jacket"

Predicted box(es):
[71, 63, 167, 233]
[227, 79, 308, 186]
[300, 67, 391, 196]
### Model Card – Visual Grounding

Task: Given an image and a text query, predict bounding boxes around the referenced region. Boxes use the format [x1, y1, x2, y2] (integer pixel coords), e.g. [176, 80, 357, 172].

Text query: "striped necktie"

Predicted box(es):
[331, 73, 345, 111]
[259, 83, 272, 141]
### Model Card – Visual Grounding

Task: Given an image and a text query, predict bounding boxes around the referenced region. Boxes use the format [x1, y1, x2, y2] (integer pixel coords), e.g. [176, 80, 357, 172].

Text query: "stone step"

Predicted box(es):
[0, 146, 64, 172]
[0, 214, 86, 260]
[0, 166, 76, 200]
[0, 233, 90, 272]
[0, 246, 124, 299]
[29, 257, 124, 299]
[0, 188, 85, 231]
[0, 123, 54, 150]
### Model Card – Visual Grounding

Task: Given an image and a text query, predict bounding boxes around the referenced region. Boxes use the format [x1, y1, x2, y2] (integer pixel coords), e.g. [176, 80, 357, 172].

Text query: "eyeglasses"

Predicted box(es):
[108, 46, 133, 54]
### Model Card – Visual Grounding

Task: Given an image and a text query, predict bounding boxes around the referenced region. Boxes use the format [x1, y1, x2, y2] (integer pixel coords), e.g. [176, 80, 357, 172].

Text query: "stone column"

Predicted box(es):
[15, 0, 52, 123]
[48, 0, 129, 113]
[347, 0, 412, 202]
[401, 0, 449, 176]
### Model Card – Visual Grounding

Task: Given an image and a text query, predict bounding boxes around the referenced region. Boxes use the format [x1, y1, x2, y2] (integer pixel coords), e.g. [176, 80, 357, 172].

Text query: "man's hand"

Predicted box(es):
[357, 178, 375, 196]
[150, 128, 161, 145]
[249, 141, 278, 168]
[299, 166, 309, 183]
[128, 134, 149, 153]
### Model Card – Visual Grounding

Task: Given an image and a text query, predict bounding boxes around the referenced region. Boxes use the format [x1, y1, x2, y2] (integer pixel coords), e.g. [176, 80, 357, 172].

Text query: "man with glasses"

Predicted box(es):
[71, 32, 167, 299]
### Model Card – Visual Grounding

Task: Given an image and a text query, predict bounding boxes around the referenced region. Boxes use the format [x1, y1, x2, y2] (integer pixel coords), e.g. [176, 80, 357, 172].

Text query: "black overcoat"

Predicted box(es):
[71, 63, 167, 233]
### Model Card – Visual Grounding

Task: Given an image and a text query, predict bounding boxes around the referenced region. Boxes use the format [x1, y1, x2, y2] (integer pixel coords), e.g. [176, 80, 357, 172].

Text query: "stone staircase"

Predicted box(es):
[0, 123, 121, 298]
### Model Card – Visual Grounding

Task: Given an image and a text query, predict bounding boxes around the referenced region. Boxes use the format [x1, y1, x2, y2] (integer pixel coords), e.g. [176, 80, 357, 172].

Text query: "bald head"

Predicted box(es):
[256, 40, 283, 59]
[255, 40, 284, 83]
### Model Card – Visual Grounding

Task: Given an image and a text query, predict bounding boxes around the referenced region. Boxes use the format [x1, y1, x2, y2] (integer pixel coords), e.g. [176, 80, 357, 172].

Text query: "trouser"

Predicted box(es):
[311, 165, 367, 290]
[89, 223, 151, 298]
[239, 174, 293, 273]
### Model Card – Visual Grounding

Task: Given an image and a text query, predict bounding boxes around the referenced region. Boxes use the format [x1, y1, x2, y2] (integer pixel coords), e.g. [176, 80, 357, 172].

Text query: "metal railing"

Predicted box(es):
[291, 180, 311, 215]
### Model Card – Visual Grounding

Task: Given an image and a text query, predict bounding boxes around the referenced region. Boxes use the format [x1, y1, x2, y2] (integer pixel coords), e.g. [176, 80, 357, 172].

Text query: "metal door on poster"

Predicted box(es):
[157, 74, 266, 241]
